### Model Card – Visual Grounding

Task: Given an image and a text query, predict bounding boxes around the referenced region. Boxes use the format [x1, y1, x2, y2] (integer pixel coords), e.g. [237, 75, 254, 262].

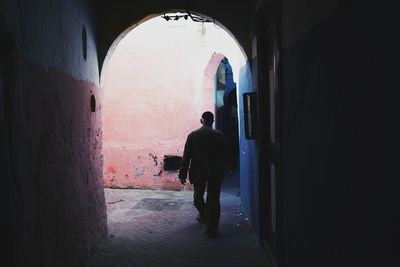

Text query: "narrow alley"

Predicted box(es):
[1, 1, 394, 266]
[88, 188, 273, 267]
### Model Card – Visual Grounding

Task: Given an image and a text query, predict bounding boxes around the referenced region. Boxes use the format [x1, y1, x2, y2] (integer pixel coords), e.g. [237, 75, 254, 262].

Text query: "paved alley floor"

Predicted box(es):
[88, 188, 273, 267]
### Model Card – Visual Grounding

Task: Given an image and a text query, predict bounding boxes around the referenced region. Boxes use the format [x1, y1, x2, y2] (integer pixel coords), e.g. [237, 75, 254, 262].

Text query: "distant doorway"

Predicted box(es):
[215, 58, 240, 192]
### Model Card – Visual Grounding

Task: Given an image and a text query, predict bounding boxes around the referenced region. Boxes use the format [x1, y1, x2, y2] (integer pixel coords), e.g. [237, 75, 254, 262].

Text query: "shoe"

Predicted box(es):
[205, 229, 219, 238]
[196, 215, 205, 224]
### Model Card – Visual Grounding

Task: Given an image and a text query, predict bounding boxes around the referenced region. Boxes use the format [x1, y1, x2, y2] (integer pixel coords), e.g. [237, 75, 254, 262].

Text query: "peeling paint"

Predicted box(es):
[149, 153, 158, 166]
[153, 170, 162, 176]
[135, 167, 145, 177]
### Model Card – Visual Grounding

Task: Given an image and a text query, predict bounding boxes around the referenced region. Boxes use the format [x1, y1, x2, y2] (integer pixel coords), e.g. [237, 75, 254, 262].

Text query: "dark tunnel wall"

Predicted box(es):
[280, 1, 394, 266]
[0, 0, 107, 266]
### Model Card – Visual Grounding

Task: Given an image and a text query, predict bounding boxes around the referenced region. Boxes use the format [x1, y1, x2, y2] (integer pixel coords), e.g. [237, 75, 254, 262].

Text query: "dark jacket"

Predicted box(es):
[179, 125, 232, 184]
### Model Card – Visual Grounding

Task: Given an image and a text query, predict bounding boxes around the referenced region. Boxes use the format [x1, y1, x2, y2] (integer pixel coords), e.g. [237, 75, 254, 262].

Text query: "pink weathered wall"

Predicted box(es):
[10, 58, 106, 266]
[1, 1, 107, 265]
[102, 19, 217, 190]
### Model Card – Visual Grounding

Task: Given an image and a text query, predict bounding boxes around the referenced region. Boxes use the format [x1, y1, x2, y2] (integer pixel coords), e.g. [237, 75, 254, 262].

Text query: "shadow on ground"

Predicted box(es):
[88, 188, 273, 267]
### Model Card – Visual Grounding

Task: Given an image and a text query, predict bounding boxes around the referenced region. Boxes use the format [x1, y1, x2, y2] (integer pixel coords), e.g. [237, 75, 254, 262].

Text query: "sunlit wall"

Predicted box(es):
[102, 14, 247, 190]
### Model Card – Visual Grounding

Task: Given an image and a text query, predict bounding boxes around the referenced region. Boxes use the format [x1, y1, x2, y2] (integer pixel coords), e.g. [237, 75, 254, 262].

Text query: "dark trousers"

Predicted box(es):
[193, 179, 221, 232]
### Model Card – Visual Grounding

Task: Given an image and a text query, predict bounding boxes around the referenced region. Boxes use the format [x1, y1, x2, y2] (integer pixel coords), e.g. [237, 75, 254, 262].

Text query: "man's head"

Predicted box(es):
[201, 111, 214, 127]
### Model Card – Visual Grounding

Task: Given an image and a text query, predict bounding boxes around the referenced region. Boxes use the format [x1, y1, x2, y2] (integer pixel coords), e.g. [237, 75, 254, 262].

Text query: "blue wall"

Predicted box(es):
[237, 59, 260, 234]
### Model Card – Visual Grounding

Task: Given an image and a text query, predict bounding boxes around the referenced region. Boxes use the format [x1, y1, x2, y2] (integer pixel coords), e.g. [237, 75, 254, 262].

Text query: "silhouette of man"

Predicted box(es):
[178, 111, 233, 238]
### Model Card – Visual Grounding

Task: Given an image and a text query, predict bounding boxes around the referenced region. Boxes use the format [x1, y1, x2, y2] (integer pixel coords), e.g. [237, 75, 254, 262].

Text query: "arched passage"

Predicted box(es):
[100, 11, 251, 194]
[100, 10, 249, 86]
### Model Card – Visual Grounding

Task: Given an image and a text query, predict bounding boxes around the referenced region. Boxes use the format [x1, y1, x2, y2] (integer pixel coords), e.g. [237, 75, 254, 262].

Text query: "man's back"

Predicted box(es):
[180, 126, 230, 183]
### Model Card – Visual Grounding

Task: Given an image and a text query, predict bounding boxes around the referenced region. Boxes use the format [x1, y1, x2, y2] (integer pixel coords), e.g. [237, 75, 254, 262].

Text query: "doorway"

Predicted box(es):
[215, 57, 240, 192]
[257, 2, 282, 265]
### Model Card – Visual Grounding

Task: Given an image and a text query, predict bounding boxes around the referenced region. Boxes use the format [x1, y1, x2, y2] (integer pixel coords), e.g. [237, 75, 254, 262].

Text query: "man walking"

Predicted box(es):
[178, 111, 233, 238]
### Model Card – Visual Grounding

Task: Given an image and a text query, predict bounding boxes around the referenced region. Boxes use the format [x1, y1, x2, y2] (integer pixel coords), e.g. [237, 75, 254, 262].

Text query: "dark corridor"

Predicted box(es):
[0, 1, 396, 267]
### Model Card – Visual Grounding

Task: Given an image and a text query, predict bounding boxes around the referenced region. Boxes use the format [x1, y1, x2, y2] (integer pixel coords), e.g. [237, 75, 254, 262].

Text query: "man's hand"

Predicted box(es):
[179, 178, 186, 185]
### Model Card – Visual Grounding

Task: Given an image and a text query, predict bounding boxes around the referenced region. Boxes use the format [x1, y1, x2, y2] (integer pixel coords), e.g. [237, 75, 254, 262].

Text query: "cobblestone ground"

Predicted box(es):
[88, 188, 273, 267]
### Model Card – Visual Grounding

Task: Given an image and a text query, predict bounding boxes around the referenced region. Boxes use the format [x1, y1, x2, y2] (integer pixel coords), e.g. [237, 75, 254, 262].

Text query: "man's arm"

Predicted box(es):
[178, 133, 192, 184]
